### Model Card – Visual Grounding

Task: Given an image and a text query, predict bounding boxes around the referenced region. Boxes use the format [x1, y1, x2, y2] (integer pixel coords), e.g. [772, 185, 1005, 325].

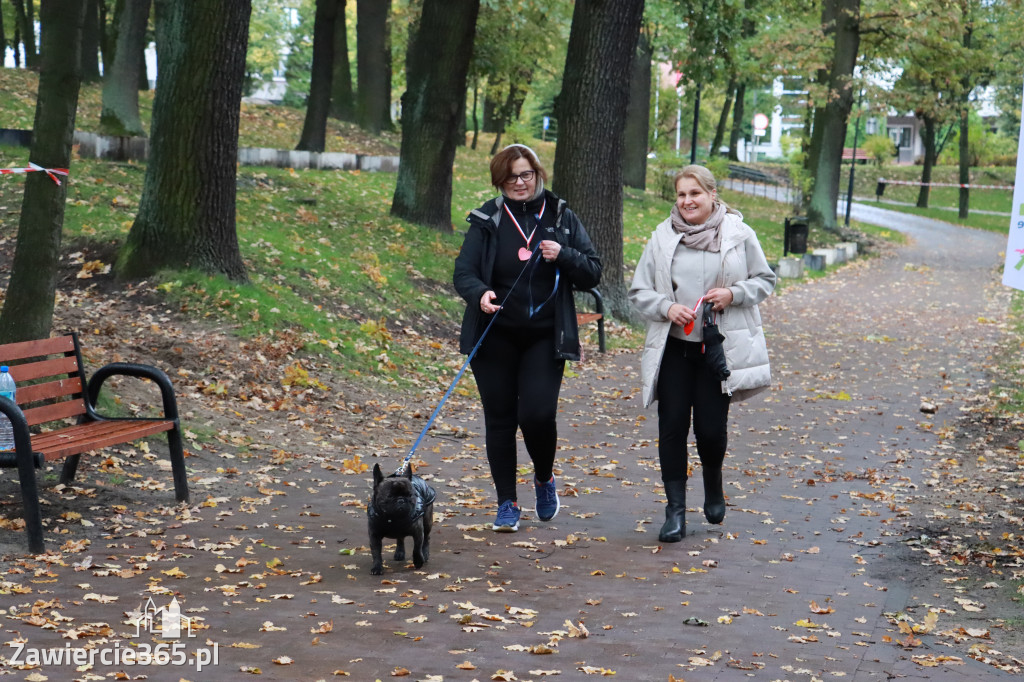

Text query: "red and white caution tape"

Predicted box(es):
[878, 177, 1014, 190]
[0, 161, 70, 186]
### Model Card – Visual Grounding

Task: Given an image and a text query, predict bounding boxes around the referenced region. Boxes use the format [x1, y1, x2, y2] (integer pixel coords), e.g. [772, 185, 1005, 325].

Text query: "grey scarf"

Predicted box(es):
[670, 201, 725, 252]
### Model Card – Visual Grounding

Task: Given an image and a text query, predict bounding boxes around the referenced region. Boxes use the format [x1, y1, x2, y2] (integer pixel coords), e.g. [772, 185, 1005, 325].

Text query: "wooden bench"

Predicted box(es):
[575, 287, 606, 353]
[0, 333, 188, 553]
[841, 148, 870, 163]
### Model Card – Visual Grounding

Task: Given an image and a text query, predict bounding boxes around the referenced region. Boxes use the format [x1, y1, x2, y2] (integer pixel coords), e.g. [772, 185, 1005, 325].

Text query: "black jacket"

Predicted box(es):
[453, 190, 602, 361]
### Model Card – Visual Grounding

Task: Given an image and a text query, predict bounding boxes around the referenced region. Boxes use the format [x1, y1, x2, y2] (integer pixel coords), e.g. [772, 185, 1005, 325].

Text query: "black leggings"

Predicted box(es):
[656, 337, 731, 482]
[470, 324, 565, 503]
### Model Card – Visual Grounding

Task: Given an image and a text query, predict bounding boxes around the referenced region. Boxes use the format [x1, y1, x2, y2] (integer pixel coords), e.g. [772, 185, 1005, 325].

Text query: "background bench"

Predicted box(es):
[575, 287, 605, 353]
[0, 333, 188, 553]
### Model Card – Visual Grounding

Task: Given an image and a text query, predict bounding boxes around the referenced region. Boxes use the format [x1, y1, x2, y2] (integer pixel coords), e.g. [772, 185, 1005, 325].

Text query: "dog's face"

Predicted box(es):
[371, 464, 417, 522]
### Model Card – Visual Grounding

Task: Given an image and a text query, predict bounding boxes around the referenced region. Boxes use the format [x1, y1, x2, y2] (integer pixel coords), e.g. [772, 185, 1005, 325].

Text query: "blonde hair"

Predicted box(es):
[674, 164, 740, 215]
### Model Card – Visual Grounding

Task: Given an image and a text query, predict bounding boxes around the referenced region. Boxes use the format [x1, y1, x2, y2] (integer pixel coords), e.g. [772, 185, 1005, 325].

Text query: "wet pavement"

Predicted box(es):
[0, 205, 1017, 681]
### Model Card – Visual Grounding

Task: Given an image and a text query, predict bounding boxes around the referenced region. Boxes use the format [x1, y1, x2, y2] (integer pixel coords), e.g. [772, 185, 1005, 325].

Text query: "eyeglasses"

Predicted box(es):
[503, 170, 536, 186]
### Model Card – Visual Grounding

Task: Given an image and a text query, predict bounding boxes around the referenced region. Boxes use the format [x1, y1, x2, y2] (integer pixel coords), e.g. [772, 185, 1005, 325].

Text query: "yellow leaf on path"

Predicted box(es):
[912, 611, 939, 634]
[795, 618, 822, 628]
[273, 656, 294, 665]
[456, 661, 477, 670]
[162, 567, 187, 578]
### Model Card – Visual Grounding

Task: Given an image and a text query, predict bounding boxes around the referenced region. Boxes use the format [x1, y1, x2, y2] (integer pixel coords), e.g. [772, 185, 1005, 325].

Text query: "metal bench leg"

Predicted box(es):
[597, 317, 606, 353]
[167, 426, 190, 503]
[17, 448, 45, 554]
[59, 454, 81, 485]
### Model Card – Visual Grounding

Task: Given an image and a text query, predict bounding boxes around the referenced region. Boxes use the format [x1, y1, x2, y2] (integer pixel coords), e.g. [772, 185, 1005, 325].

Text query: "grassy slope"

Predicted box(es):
[0, 68, 894, 390]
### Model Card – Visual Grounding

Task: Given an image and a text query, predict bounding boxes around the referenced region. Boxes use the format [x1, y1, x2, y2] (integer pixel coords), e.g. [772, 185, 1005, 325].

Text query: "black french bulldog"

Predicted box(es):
[368, 463, 436, 575]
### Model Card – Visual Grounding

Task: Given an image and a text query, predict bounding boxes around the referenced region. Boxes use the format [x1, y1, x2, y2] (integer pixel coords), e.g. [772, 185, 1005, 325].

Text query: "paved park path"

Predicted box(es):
[0, 204, 1016, 681]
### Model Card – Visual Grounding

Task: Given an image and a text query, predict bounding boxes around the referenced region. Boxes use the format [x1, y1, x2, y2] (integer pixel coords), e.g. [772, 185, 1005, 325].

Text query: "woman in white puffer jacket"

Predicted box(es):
[629, 165, 776, 543]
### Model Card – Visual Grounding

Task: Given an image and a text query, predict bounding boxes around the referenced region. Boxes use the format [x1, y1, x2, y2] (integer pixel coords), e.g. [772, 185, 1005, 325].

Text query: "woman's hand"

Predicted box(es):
[704, 287, 734, 312]
[480, 290, 500, 314]
[667, 303, 695, 327]
[539, 240, 561, 262]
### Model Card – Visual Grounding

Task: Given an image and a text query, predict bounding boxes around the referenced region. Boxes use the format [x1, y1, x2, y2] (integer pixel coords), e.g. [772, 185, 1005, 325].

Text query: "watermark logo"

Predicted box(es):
[7, 595, 218, 672]
[132, 596, 195, 639]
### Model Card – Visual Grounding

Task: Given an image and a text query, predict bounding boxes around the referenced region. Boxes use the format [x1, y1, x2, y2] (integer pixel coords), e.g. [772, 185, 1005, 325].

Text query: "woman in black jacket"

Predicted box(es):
[453, 144, 601, 532]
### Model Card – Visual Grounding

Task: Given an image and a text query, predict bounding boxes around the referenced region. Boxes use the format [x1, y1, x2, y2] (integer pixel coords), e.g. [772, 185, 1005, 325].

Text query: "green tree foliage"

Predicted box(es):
[247, 0, 298, 97]
[282, 0, 316, 106]
[468, 0, 573, 147]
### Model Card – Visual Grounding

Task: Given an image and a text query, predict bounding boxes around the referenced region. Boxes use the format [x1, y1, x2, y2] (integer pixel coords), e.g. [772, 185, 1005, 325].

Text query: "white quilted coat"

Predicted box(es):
[629, 213, 777, 407]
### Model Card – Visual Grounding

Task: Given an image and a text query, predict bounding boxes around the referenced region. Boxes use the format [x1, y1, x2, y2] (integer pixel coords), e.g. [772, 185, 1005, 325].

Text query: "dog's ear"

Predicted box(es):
[404, 464, 413, 479]
[373, 463, 384, 486]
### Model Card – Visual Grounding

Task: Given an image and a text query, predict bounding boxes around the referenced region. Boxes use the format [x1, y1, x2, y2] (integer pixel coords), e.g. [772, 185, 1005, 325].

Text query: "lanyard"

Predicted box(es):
[503, 200, 546, 260]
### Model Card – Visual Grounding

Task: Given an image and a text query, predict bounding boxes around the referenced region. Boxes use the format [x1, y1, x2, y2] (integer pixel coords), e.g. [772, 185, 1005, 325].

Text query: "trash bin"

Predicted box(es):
[784, 216, 808, 256]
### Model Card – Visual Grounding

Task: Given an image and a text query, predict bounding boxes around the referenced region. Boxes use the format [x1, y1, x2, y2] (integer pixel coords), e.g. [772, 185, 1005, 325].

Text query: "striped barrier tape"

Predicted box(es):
[0, 162, 69, 186]
[877, 177, 1014, 190]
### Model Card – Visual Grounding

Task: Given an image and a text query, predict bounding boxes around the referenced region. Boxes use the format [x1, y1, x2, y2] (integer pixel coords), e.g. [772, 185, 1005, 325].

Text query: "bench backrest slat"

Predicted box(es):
[17, 376, 85, 405]
[23, 400, 86, 427]
[0, 335, 76, 362]
[8, 355, 80, 384]
[0, 334, 86, 428]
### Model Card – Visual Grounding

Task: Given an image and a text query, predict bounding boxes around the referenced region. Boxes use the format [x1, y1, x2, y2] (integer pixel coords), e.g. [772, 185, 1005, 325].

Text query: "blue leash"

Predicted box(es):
[395, 246, 558, 474]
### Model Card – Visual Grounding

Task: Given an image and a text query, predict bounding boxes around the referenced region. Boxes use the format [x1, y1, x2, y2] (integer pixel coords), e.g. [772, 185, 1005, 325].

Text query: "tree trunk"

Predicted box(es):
[12, 0, 38, 67]
[329, 0, 355, 121]
[806, 0, 860, 235]
[957, 23, 972, 220]
[81, 0, 101, 82]
[482, 92, 502, 133]
[728, 81, 745, 161]
[116, 0, 250, 281]
[470, 77, 479, 149]
[137, 38, 149, 90]
[622, 30, 652, 190]
[356, 0, 392, 134]
[690, 81, 702, 163]
[916, 113, 936, 208]
[0, 5, 7, 61]
[99, 0, 151, 137]
[297, 0, 338, 152]
[712, 75, 736, 158]
[99, 0, 114, 74]
[553, 0, 645, 321]
[0, 0, 87, 343]
[390, 0, 478, 231]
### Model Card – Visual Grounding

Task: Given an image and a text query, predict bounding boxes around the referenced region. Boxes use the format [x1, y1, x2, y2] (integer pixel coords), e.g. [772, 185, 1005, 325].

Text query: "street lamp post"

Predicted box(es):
[844, 91, 865, 228]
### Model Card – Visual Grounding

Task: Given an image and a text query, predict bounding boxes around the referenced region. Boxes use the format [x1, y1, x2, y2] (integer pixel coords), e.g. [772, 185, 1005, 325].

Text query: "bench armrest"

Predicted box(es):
[85, 363, 181, 423]
[575, 287, 604, 316]
[0, 396, 44, 468]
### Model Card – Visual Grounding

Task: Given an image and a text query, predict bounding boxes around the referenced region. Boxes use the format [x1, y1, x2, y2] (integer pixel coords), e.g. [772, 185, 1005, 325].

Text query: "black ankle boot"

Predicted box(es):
[659, 479, 687, 542]
[703, 466, 725, 524]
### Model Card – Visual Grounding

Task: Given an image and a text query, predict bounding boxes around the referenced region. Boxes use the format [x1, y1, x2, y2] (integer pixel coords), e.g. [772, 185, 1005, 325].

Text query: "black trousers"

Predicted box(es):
[470, 324, 565, 503]
[656, 337, 731, 482]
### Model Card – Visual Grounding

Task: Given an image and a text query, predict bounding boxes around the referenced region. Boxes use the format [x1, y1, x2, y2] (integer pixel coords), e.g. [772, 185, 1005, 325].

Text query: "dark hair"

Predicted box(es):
[489, 144, 549, 189]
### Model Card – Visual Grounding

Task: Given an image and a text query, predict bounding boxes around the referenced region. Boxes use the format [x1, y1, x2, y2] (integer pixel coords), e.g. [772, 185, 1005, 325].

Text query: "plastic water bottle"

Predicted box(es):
[0, 366, 16, 451]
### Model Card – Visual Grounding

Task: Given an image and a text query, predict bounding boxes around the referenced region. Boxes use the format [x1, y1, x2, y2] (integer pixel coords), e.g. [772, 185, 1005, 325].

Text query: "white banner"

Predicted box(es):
[1002, 79, 1024, 291]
